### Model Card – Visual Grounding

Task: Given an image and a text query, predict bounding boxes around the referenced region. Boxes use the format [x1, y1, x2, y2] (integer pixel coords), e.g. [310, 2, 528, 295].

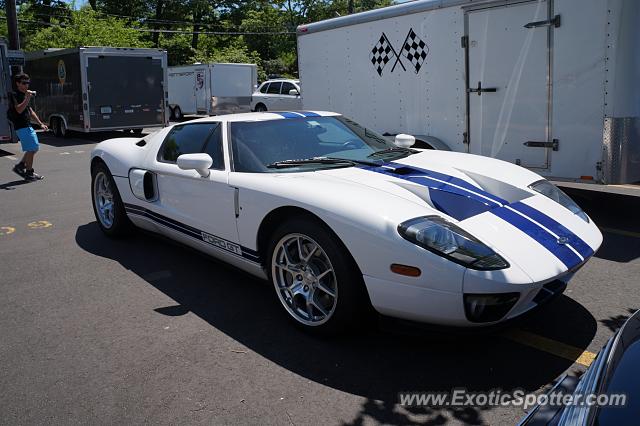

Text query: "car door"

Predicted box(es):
[279, 82, 302, 110]
[149, 122, 240, 255]
[265, 81, 283, 110]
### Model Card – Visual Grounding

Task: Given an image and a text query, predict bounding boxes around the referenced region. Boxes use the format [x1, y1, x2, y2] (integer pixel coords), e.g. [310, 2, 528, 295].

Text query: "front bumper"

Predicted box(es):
[363, 273, 573, 327]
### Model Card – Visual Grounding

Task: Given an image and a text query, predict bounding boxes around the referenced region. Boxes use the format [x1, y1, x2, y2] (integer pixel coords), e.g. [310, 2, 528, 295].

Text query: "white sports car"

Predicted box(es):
[90, 111, 602, 333]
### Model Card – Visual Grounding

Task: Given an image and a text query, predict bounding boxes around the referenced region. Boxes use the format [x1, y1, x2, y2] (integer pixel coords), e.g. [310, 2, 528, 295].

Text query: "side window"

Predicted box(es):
[159, 123, 217, 163]
[267, 82, 281, 94]
[203, 124, 224, 170]
[280, 82, 297, 95]
[259, 83, 269, 94]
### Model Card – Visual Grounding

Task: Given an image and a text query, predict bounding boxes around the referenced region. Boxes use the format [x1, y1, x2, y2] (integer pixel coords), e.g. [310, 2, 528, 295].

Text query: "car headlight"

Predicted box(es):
[397, 216, 509, 270]
[529, 180, 589, 223]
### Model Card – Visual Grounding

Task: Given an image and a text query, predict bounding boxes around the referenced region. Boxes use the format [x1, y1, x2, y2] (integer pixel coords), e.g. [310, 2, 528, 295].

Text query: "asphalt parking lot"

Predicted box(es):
[1, 130, 639, 425]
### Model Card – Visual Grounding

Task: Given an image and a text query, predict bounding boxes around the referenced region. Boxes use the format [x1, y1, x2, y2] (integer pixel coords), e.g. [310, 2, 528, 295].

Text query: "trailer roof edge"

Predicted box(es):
[297, 0, 486, 35]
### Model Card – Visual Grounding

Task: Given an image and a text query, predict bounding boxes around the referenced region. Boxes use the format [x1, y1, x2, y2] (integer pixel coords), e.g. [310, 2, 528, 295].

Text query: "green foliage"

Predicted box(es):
[26, 8, 152, 50]
[9, 0, 394, 80]
[193, 40, 267, 81]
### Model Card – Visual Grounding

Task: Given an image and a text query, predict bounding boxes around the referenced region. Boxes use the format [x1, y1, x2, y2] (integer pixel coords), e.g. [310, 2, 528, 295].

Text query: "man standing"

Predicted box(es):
[9, 72, 48, 181]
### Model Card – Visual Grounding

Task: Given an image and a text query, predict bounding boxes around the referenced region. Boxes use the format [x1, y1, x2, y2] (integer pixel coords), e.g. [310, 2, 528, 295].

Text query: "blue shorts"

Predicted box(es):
[16, 126, 39, 152]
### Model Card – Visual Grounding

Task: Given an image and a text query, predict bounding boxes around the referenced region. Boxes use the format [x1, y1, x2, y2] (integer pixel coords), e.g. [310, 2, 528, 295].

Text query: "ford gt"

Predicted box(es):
[90, 111, 602, 333]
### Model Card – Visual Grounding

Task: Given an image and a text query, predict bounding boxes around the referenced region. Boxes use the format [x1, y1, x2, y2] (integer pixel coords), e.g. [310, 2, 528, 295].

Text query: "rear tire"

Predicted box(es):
[267, 217, 371, 335]
[173, 106, 183, 120]
[255, 103, 267, 112]
[91, 162, 132, 238]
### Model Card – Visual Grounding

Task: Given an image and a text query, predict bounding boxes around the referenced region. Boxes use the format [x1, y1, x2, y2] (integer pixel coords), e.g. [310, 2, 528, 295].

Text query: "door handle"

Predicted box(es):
[524, 139, 559, 151]
[524, 15, 561, 29]
[468, 81, 498, 96]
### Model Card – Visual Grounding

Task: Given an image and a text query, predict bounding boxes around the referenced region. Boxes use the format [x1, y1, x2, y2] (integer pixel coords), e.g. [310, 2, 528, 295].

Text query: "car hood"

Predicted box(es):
[313, 150, 603, 280]
[316, 150, 550, 220]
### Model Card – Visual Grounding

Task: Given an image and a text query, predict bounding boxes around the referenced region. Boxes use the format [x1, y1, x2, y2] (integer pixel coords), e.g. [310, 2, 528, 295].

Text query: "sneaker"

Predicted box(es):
[12, 162, 26, 177]
[24, 169, 44, 181]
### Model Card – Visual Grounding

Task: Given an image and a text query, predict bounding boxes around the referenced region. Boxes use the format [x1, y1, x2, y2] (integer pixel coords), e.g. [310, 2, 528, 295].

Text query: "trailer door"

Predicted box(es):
[195, 68, 208, 112]
[466, 0, 551, 169]
[86, 55, 165, 129]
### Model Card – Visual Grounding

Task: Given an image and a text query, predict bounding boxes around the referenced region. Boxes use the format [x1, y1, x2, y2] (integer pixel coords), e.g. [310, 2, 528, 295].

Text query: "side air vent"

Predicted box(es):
[143, 171, 155, 200]
[136, 140, 146, 147]
[129, 169, 158, 202]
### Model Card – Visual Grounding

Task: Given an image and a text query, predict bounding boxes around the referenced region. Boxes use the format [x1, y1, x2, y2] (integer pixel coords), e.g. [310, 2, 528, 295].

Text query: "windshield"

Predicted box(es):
[230, 116, 408, 172]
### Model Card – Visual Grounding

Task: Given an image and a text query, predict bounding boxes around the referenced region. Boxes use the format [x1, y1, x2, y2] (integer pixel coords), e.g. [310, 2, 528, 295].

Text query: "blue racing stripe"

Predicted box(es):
[361, 165, 499, 220]
[124, 203, 260, 264]
[273, 112, 303, 119]
[388, 162, 508, 205]
[298, 111, 321, 117]
[510, 202, 594, 258]
[491, 207, 582, 269]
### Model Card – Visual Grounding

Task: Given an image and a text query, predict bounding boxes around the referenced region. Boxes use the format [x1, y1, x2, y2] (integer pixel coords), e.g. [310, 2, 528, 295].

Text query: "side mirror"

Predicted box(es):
[394, 134, 415, 148]
[177, 153, 213, 178]
[289, 89, 300, 96]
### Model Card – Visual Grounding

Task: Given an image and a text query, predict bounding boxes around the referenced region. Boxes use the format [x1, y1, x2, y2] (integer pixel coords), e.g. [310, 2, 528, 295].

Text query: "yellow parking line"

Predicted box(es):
[27, 220, 53, 229]
[600, 227, 640, 239]
[0, 226, 16, 236]
[502, 329, 596, 367]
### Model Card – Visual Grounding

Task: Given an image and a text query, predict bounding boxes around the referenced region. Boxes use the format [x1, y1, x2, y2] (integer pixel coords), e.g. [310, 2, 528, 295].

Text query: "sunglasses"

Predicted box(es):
[19, 81, 31, 85]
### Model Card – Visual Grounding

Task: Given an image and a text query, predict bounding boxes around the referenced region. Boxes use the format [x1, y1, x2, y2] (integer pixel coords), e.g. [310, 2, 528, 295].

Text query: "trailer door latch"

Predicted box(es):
[524, 14, 561, 29]
[468, 81, 497, 96]
[524, 139, 559, 151]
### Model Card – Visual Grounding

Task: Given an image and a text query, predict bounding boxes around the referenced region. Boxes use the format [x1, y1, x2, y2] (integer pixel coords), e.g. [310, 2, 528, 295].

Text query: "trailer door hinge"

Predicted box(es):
[523, 139, 559, 151]
[524, 14, 561, 29]
[461, 35, 468, 49]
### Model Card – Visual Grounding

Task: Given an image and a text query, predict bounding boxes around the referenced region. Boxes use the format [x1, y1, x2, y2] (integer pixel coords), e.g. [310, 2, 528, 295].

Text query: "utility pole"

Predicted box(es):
[5, 0, 20, 51]
[5, 0, 22, 74]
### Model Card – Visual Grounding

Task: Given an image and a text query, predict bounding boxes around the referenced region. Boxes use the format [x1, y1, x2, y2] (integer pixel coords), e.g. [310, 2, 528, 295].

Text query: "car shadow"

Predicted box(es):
[75, 222, 597, 424]
[564, 189, 640, 263]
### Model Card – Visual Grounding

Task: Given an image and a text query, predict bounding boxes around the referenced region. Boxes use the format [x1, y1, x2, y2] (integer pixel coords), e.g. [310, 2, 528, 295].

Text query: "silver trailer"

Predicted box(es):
[168, 63, 257, 118]
[0, 39, 18, 143]
[25, 47, 169, 137]
[297, 0, 640, 192]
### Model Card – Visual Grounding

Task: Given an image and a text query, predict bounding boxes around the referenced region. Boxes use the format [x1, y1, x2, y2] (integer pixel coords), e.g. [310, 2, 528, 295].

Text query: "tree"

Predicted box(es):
[26, 7, 152, 50]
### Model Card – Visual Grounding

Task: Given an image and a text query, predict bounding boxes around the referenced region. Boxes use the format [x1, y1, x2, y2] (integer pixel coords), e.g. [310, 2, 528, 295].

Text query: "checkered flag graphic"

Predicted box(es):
[402, 29, 429, 73]
[370, 33, 395, 76]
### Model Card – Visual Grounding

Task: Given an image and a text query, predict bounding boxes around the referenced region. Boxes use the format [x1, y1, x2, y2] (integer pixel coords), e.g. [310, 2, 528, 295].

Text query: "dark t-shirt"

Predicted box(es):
[9, 91, 31, 129]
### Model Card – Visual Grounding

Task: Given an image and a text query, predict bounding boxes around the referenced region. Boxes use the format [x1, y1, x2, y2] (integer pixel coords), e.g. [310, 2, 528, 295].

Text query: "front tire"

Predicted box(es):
[255, 103, 267, 112]
[91, 162, 132, 237]
[267, 217, 370, 334]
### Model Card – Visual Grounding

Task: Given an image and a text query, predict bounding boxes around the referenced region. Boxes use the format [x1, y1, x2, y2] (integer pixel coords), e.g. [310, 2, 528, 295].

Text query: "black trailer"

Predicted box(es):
[25, 47, 168, 137]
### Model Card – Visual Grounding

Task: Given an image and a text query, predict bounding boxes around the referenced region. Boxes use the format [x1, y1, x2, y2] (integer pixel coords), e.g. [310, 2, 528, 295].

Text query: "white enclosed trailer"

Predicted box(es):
[167, 63, 257, 118]
[297, 0, 640, 188]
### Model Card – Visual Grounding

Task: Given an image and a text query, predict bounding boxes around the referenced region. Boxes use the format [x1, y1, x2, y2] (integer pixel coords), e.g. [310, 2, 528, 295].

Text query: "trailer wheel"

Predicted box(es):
[173, 106, 183, 121]
[59, 119, 68, 138]
[51, 117, 62, 138]
[132, 128, 144, 135]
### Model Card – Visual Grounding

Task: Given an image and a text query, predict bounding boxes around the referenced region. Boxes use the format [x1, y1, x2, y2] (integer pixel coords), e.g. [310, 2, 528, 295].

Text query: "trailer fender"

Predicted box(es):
[48, 114, 68, 129]
[412, 135, 451, 151]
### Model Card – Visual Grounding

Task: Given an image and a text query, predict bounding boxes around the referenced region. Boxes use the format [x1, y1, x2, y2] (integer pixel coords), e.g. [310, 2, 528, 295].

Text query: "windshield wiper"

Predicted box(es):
[267, 157, 357, 169]
[367, 147, 418, 158]
[267, 156, 382, 169]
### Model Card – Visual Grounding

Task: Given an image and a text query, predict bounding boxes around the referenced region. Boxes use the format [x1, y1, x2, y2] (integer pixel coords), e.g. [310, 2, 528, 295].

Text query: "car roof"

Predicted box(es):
[260, 79, 299, 84]
[187, 111, 340, 123]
